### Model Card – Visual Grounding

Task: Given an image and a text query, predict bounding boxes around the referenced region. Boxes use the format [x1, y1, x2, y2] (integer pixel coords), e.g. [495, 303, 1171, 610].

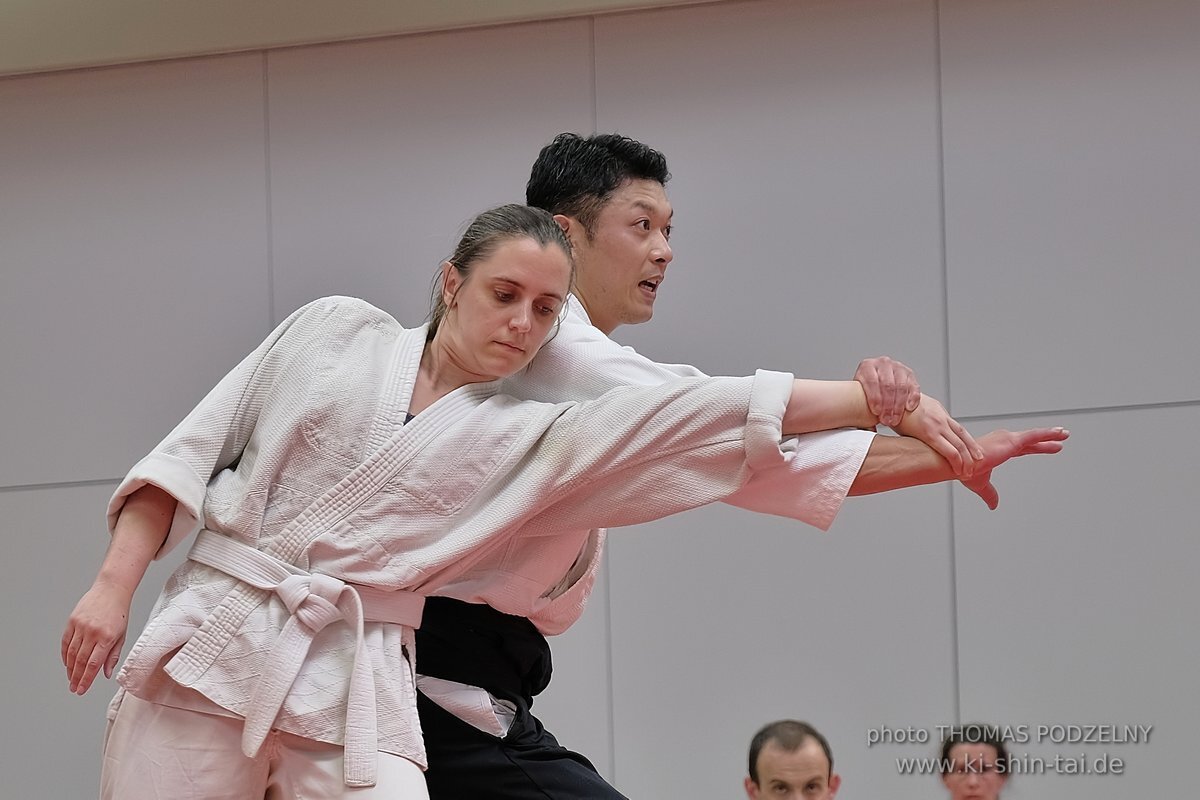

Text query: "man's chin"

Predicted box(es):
[628, 304, 655, 326]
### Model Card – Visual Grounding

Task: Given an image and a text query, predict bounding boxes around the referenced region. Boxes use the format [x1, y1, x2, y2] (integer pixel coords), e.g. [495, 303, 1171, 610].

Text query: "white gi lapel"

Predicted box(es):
[164, 322, 500, 785]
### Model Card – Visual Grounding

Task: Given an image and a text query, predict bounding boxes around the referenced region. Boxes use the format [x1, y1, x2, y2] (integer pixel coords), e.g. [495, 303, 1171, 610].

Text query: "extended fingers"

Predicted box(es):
[61, 625, 75, 668]
[945, 428, 976, 478]
[954, 421, 985, 462]
[74, 643, 110, 695]
[1017, 426, 1070, 454]
[68, 635, 92, 692]
[932, 434, 966, 474]
[66, 624, 116, 694]
[105, 638, 123, 679]
[965, 477, 999, 510]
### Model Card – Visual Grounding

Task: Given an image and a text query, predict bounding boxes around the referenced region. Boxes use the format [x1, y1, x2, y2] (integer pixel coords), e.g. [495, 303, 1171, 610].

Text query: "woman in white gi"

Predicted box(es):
[62, 204, 1066, 798]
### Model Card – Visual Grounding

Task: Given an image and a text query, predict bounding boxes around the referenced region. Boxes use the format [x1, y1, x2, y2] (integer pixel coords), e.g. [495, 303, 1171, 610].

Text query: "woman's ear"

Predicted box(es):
[441, 261, 460, 307]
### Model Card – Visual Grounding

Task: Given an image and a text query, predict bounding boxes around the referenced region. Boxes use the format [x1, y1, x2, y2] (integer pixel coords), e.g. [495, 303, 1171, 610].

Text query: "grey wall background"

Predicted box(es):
[2, 0, 1196, 797]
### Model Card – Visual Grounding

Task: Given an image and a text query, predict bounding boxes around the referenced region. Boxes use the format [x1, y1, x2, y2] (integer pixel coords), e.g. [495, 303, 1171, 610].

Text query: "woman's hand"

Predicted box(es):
[62, 579, 134, 695]
[893, 394, 985, 477]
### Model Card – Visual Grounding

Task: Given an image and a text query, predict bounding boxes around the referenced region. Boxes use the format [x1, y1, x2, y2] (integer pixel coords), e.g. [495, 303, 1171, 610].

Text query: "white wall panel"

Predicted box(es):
[0, 0, 722, 77]
[266, 19, 595, 325]
[955, 406, 1195, 798]
[0, 54, 272, 487]
[942, 0, 1200, 416]
[595, 0, 949, 389]
[607, 491, 959, 799]
[595, 2, 957, 796]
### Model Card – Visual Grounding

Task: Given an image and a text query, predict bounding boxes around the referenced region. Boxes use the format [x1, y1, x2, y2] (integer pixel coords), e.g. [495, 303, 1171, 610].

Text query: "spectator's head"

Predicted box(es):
[745, 720, 841, 800]
[939, 724, 1009, 800]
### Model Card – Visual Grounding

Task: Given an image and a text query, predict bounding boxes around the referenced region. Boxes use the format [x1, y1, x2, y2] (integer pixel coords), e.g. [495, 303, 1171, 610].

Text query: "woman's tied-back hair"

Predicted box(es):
[428, 203, 574, 341]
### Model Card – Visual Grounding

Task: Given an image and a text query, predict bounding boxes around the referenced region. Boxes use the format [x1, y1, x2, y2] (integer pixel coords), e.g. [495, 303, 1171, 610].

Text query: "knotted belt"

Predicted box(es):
[186, 529, 425, 786]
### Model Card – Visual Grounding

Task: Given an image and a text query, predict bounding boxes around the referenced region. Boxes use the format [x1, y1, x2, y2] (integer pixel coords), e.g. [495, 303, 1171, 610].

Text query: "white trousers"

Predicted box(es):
[101, 692, 429, 799]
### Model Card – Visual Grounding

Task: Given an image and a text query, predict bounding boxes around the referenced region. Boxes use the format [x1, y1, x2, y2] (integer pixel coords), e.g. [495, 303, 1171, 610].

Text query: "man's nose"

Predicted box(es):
[653, 233, 673, 265]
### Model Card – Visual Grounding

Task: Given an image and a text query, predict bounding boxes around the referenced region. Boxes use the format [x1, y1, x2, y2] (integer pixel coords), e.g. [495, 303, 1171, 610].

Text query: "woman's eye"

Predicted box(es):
[537, 304, 557, 316]
[637, 219, 650, 231]
[495, 291, 513, 302]
[664, 225, 673, 240]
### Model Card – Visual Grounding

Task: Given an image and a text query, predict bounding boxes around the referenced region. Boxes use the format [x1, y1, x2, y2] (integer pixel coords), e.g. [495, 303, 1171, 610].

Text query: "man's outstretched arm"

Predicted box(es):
[848, 426, 1070, 509]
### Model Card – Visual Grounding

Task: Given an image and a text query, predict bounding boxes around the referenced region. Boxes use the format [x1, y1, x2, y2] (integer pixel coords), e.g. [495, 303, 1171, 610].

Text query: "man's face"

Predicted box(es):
[564, 178, 673, 334]
[744, 740, 842, 800]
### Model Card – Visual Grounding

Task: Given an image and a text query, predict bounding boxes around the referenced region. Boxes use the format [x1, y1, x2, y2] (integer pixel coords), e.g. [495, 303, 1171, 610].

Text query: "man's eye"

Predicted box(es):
[637, 219, 650, 230]
[663, 225, 673, 240]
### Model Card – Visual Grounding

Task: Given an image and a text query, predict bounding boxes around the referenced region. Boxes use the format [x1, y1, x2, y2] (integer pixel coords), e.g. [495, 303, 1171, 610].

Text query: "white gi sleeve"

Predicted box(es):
[106, 297, 344, 556]
[514, 370, 804, 534]
[507, 299, 875, 529]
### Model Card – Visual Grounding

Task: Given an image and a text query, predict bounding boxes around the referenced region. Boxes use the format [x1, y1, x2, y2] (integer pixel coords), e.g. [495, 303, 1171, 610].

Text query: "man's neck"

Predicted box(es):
[572, 291, 618, 335]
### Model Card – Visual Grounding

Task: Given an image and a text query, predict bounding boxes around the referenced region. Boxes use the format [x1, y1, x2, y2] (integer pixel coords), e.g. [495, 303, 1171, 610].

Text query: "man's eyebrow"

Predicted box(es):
[631, 199, 673, 220]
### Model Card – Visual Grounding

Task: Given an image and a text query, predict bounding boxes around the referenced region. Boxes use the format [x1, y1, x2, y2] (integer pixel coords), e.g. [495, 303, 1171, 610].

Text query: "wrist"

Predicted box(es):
[848, 380, 881, 429]
[91, 573, 138, 605]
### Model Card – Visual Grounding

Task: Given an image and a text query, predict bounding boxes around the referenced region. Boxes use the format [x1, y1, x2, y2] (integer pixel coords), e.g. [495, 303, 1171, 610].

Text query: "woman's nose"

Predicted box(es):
[510, 306, 531, 331]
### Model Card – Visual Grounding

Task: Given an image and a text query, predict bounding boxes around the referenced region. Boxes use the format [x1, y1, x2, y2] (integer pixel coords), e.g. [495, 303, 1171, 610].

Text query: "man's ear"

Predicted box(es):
[828, 772, 842, 798]
[743, 776, 759, 799]
[553, 213, 590, 249]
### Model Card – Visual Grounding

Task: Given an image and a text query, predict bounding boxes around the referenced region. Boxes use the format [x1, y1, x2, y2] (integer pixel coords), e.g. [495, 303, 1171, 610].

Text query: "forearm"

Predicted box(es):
[782, 379, 879, 435]
[847, 434, 954, 496]
[93, 484, 177, 597]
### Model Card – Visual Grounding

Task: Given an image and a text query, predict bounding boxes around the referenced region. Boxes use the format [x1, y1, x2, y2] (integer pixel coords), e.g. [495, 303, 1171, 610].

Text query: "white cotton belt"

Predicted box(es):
[186, 529, 425, 787]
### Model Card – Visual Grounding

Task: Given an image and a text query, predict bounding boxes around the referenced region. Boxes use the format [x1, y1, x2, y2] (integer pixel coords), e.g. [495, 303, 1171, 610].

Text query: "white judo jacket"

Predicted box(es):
[109, 296, 837, 785]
